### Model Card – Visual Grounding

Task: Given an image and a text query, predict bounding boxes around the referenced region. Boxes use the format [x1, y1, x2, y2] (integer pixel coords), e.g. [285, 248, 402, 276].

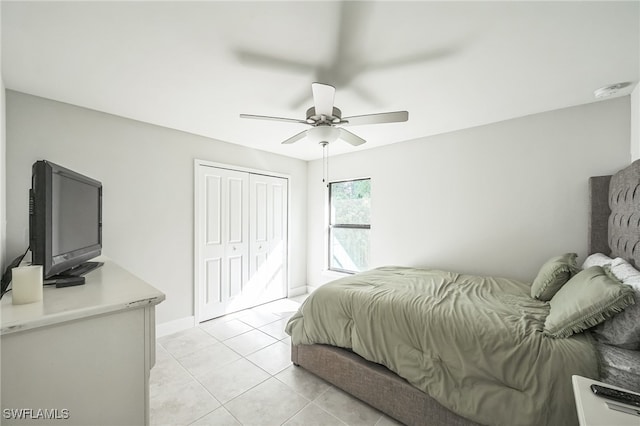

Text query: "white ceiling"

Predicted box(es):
[2, 1, 639, 161]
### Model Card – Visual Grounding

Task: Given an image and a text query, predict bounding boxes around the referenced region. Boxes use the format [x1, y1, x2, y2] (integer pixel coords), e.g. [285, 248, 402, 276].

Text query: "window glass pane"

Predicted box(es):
[330, 228, 370, 272]
[330, 179, 370, 225]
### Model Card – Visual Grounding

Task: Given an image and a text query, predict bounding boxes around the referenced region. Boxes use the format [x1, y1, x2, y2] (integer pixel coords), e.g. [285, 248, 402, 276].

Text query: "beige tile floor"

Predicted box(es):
[150, 296, 402, 426]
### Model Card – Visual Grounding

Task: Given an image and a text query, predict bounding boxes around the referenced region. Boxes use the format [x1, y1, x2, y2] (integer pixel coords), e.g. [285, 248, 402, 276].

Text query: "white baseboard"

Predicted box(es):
[156, 316, 196, 338]
[306, 284, 320, 294]
[288, 286, 308, 298]
[155, 289, 311, 338]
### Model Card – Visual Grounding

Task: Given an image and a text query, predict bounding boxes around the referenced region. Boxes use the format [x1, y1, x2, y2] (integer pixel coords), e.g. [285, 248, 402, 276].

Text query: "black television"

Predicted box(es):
[30, 160, 103, 279]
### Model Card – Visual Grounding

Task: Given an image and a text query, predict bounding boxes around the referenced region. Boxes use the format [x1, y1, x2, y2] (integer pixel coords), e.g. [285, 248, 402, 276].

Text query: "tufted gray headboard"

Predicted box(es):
[589, 159, 640, 267]
[588, 159, 640, 392]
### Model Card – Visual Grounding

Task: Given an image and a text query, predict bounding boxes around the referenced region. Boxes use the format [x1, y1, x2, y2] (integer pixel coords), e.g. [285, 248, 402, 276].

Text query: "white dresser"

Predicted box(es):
[1, 258, 165, 425]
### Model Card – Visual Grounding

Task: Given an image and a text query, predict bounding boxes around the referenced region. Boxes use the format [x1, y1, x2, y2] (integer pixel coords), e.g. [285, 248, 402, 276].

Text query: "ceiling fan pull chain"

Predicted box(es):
[321, 141, 329, 185]
[323, 142, 327, 183]
[322, 143, 325, 183]
[326, 142, 330, 186]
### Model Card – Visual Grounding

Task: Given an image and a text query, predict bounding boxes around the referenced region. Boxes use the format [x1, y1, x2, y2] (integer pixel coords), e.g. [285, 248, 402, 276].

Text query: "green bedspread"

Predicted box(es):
[285, 266, 599, 426]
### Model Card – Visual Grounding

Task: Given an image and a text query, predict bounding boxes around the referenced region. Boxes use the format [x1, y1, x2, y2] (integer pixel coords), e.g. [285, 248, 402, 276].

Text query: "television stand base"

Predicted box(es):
[52, 276, 86, 288]
[44, 262, 104, 288]
[63, 261, 104, 277]
[44, 276, 85, 287]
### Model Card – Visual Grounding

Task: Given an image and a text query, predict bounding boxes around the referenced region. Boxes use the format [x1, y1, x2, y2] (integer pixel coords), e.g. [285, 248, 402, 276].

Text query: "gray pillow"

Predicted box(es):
[531, 253, 579, 301]
[591, 258, 640, 349]
[544, 266, 636, 339]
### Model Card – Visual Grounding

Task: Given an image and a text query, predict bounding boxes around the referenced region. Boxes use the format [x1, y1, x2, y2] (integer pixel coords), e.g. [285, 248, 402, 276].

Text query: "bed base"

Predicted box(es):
[292, 344, 478, 426]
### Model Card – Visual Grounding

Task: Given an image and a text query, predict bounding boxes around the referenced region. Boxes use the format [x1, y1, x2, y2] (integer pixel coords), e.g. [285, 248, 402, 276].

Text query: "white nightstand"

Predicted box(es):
[572, 375, 640, 426]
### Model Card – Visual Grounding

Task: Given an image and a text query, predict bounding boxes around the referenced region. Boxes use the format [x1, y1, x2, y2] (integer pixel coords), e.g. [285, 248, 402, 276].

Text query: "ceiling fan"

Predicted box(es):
[235, 2, 459, 109]
[240, 82, 409, 147]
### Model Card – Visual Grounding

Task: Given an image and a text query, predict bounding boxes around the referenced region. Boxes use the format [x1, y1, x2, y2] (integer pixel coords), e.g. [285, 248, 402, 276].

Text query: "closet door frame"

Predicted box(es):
[194, 159, 291, 323]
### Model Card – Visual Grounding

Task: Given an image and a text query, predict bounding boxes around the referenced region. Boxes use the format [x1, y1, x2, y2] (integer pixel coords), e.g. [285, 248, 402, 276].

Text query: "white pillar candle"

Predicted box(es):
[12, 265, 43, 305]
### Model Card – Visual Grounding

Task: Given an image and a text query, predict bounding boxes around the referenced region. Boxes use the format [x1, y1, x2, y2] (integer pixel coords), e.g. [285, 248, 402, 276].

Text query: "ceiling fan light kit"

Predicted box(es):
[307, 126, 341, 145]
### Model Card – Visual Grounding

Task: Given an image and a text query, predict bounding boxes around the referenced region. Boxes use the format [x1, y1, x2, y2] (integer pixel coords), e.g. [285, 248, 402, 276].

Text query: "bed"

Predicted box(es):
[285, 160, 640, 426]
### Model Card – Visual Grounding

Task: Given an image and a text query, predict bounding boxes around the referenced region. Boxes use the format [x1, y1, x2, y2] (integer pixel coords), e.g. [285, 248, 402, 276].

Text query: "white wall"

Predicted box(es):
[307, 97, 631, 287]
[632, 7, 640, 162]
[631, 85, 639, 161]
[1, 4, 5, 409]
[0, 81, 5, 280]
[5, 91, 307, 325]
[1, 2, 6, 276]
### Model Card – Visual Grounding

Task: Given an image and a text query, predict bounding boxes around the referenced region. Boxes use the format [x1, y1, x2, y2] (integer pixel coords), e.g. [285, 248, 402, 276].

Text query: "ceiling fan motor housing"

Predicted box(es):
[306, 106, 343, 125]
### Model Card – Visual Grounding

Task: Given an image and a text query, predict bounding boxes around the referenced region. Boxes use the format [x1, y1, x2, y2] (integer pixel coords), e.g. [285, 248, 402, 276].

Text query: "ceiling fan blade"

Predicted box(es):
[240, 114, 309, 125]
[281, 130, 308, 145]
[339, 128, 366, 146]
[235, 49, 315, 74]
[334, 1, 373, 63]
[351, 83, 382, 106]
[342, 111, 409, 126]
[366, 46, 459, 72]
[289, 88, 312, 110]
[328, 1, 373, 78]
[311, 82, 335, 117]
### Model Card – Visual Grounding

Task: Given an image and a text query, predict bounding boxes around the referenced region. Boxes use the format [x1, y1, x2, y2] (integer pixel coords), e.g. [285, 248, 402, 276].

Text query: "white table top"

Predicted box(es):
[572, 375, 640, 426]
[1, 257, 165, 335]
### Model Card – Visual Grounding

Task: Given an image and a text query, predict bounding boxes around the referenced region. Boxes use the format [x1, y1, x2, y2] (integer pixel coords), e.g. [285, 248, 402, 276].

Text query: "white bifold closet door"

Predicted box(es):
[196, 164, 288, 322]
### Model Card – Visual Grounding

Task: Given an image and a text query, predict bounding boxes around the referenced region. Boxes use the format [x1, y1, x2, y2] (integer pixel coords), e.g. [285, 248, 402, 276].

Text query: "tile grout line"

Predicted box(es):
[272, 378, 347, 426]
[158, 325, 255, 425]
[181, 320, 293, 424]
[154, 299, 327, 426]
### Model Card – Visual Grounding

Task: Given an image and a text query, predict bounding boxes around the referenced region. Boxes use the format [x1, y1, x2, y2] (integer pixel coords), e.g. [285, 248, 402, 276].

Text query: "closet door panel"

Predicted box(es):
[249, 174, 288, 305]
[205, 176, 222, 245]
[254, 181, 268, 243]
[205, 259, 222, 304]
[272, 183, 284, 240]
[227, 177, 245, 244]
[228, 255, 244, 298]
[197, 166, 249, 321]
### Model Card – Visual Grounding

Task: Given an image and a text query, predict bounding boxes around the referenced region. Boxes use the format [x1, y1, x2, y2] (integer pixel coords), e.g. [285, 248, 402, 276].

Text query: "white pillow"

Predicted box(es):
[591, 257, 640, 349]
[610, 258, 640, 283]
[581, 253, 613, 270]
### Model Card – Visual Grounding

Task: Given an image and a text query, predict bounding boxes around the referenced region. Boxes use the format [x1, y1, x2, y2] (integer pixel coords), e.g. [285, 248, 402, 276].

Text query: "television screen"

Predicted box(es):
[52, 172, 101, 258]
[30, 160, 102, 278]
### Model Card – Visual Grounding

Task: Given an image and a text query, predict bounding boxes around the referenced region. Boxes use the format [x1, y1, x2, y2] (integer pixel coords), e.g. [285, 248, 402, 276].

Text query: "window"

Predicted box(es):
[328, 178, 370, 273]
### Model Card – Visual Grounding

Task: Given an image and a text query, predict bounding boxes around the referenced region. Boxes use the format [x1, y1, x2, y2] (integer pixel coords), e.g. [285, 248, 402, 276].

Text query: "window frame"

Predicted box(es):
[327, 178, 371, 274]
